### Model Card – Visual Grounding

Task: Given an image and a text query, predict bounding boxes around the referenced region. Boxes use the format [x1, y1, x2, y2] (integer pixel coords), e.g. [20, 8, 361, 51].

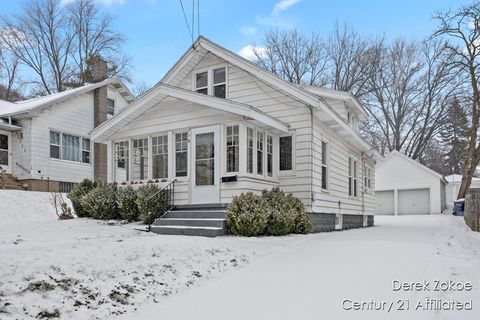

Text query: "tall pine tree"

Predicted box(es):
[440, 97, 470, 175]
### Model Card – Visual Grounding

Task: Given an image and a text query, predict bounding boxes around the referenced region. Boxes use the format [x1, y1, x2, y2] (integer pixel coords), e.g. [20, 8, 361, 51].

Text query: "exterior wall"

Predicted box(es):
[376, 153, 443, 214]
[18, 86, 128, 184]
[11, 118, 32, 180]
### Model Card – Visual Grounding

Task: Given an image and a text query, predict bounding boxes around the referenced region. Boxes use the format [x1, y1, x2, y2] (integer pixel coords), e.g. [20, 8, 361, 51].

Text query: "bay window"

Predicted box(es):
[226, 125, 239, 172]
[132, 138, 148, 180]
[257, 131, 264, 175]
[152, 135, 168, 179]
[246, 127, 254, 173]
[175, 132, 188, 177]
[267, 135, 273, 177]
[114, 141, 129, 181]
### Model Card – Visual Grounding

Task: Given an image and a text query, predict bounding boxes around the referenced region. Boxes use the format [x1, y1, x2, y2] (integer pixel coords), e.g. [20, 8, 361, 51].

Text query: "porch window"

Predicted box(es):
[50, 131, 60, 159]
[152, 135, 168, 179]
[213, 67, 226, 98]
[62, 133, 80, 162]
[175, 132, 188, 177]
[81, 138, 91, 164]
[195, 71, 208, 95]
[267, 135, 273, 177]
[365, 165, 372, 191]
[257, 131, 264, 175]
[321, 141, 328, 190]
[279, 136, 292, 171]
[348, 157, 358, 197]
[114, 141, 129, 181]
[132, 138, 148, 180]
[226, 125, 239, 172]
[246, 127, 254, 173]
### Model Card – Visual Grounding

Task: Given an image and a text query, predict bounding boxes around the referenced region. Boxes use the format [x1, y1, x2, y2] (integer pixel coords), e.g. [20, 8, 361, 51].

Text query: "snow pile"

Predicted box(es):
[0, 190, 298, 319]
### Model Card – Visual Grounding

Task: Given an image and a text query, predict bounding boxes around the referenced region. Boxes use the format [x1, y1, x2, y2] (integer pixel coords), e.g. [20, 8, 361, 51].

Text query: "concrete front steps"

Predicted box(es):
[151, 203, 228, 237]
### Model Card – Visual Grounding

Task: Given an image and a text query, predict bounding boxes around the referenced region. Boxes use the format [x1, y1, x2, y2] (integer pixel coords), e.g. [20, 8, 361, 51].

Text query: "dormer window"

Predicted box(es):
[194, 66, 227, 99]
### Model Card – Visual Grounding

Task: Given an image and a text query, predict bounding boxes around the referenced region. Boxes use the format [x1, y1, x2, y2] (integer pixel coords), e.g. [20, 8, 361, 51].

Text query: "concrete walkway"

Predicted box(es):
[126, 215, 480, 320]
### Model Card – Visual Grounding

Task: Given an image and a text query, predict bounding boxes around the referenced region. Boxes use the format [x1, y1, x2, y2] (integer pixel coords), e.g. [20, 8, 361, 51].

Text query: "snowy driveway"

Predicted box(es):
[125, 215, 480, 320]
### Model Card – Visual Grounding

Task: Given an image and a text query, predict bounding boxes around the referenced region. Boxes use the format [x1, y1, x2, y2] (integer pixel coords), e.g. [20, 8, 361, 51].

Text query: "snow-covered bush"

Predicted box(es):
[81, 184, 119, 220]
[136, 184, 169, 225]
[226, 188, 312, 236]
[116, 186, 139, 221]
[68, 179, 96, 217]
[226, 192, 269, 236]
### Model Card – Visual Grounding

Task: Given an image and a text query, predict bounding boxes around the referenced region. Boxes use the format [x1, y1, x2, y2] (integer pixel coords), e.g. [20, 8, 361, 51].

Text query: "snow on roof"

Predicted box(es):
[0, 99, 18, 115]
[444, 174, 480, 183]
[0, 78, 133, 117]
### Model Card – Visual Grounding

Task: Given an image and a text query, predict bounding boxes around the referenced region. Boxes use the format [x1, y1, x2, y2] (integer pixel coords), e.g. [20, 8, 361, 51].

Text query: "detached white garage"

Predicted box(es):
[375, 151, 447, 215]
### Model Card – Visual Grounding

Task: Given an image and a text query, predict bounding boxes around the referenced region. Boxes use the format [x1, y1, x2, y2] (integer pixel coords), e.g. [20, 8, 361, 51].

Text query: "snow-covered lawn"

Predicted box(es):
[0, 190, 298, 319]
[2, 190, 480, 320]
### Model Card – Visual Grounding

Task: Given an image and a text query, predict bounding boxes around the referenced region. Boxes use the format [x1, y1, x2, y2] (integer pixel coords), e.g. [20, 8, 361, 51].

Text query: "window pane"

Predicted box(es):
[214, 84, 226, 98]
[247, 128, 254, 173]
[62, 134, 80, 162]
[213, 67, 225, 84]
[132, 138, 148, 180]
[196, 71, 208, 88]
[257, 132, 264, 175]
[322, 166, 327, 189]
[115, 141, 129, 181]
[82, 151, 90, 164]
[107, 99, 115, 116]
[0, 134, 8, 150]
[197, 88, 208, 95]
[82, 138, 90, 151]
[152, 135, 168, 179]
[50, 145, 60, 159]
[50, 131, 60, 145]
[0, 150, 8, 165]
[279, 136, 292, 171]
[226, 125, 239, 173]
[195, 132, 214, 186]
[175, 133, 188, 177]
[322, 141, 327, 164]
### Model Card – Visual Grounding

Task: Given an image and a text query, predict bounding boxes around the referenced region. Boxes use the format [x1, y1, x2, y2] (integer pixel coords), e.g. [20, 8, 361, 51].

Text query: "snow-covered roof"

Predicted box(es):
[444, 174, 480, 183]
[0, 78, 133, 118]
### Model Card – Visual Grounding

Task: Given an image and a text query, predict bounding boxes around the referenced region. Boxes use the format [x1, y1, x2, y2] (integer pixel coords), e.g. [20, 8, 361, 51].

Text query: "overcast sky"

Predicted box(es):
[0, 0, 466, 87]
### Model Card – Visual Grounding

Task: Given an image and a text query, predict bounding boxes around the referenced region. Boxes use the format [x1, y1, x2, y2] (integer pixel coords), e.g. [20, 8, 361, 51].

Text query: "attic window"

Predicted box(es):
[213, 67, 226, 98]
[107, 99, 115, 116]
[195, 72, 208, 95]
[194, 66, 227, 98]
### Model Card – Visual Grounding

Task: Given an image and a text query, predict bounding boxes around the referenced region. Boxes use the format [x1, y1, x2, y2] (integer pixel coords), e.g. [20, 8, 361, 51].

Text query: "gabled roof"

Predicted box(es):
[377, 150, 446, 182]
[90, 83, 290, 142]
[303, 86, 368, 120]
[0, 78, 134, 118]
[160, 36, 378, 158]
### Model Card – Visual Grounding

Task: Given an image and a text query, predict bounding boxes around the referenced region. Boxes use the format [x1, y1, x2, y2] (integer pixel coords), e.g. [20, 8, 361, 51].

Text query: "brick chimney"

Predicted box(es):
[91, 56, 108, 182]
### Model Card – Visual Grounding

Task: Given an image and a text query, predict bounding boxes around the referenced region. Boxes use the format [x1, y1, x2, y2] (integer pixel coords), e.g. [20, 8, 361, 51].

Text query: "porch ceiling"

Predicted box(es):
[91, 83, 290, 142]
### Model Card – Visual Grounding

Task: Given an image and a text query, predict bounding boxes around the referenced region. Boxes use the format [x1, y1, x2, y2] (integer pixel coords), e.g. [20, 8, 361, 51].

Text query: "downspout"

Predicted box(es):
[308, 105, 314, 210]
[361, 152, 366, 214]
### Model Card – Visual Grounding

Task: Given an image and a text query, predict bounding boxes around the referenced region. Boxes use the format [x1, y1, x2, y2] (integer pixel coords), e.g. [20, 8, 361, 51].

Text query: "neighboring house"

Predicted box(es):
[444, 174, 480, 205]
[0, 62, 134, 192]
[91, 36, 381, 235]
[375, 151, 447, 215]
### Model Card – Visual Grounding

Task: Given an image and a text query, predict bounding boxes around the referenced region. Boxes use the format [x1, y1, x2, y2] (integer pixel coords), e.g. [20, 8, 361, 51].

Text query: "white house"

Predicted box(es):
[91, 36, 381, 235]
[0, 71, 133, 192]
[375, 151, 447, 215]
[444, 174, 480, 205]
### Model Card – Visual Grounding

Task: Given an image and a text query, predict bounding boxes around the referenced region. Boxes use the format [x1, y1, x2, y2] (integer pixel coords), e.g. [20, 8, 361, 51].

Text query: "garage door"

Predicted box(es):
[376, 190, 394, 215]
[398, 189, 430, 215]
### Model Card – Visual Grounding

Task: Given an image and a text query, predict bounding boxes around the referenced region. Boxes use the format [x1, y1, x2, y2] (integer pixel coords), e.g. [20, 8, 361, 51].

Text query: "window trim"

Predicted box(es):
[151, 134, 169, 180]
[131, 136, 149, 181]
[174, 131, 189, 178]
[266, 134, 273, 178]
[192, 64, 228, 98]
[278, 133, 295, 176]
[225, 124, 240, 174]
[49, 129, 91, 165]
[364, 164, 372, 193]
[256, 130, 264, 176]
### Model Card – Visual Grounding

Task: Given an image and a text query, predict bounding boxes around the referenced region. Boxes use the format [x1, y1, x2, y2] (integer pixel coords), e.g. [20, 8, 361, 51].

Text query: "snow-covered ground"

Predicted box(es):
[0, 190, 298, 319]
[1, 190, 480, 320]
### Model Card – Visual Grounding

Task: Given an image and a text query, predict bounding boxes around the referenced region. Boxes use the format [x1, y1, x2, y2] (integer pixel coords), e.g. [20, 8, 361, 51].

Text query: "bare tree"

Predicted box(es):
[0, 47, 24, 101]
[132, 79, 150, 98]
[252, 28, 328, 86]
[364, 38, 456, 159]
[433, 2, 480, 199]
[0, 0, 75, 94]
[66, 0, 130, 85]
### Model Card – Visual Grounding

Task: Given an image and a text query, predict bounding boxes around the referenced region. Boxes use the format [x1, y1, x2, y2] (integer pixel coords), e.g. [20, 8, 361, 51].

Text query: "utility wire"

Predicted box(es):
[179, 0, 194, 43]
[197, 0, 200, 37]
[192, 0, 195, 39]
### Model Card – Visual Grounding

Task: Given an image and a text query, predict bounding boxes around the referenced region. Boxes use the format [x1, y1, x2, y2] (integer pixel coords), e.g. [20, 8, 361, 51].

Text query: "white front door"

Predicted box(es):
[0, 131, 11, 174]
[190, 126, 220, 204]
